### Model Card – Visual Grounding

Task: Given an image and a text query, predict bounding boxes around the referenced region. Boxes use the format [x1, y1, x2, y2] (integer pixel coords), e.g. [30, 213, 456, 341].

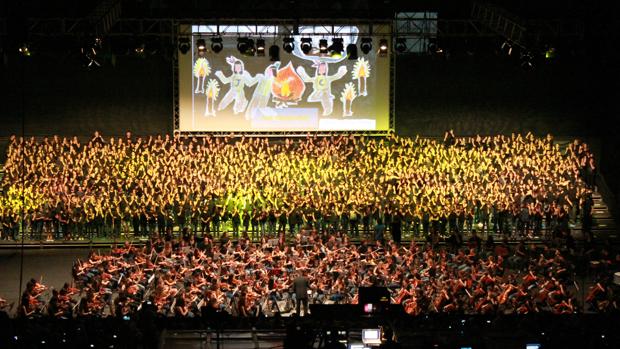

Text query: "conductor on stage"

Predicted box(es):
[293, 270, 311, 317]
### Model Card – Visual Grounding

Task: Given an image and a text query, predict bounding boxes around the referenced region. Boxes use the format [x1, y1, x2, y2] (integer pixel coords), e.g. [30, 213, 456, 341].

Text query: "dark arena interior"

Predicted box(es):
[1, 1, 620, 348]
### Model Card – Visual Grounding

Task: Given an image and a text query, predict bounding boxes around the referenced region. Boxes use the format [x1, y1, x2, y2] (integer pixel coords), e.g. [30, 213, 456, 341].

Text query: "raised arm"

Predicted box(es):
[328, 66, 348, 81]
[244, 71, 260, 86]
[296, 66, 313, 83]
[215, 71, 230, 84]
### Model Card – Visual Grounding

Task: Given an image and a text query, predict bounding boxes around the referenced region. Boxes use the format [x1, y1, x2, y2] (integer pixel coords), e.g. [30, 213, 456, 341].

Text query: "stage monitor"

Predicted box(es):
[177, 24, 391, 133]
[362, 329, 382, 346]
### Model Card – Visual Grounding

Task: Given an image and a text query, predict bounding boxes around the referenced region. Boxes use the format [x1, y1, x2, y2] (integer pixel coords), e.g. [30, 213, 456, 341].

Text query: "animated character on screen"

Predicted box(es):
[292, 44, 347, 116]
[352, 57, 370, 96]
[193, 57, 211, 94]
[271, 62, 306, 109]
[340, 82, 357, 117]
[296, 61, 347, 116]
[204, 79, 220, 116]
[215, 56, 258, 114]
[245, 61, 281, 120]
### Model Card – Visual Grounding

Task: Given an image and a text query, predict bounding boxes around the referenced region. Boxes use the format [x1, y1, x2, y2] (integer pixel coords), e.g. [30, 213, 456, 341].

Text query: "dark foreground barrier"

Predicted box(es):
[1, 310, 619, 349]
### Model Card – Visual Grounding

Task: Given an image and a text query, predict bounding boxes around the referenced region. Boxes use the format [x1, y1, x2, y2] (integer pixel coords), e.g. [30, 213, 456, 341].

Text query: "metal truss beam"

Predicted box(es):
[525, 19, 585, 41]
[0, 15, 592, 43]
[471, 2, 527, 48]
[173, 130, 393, 138]
[471, 2, 585, 49]
[11, 18, 176, 38]
[395, 19, 497, 38]
[0, 16, 594, 40]
[89, 0, 123, 37]
[1, 17, 500, 39]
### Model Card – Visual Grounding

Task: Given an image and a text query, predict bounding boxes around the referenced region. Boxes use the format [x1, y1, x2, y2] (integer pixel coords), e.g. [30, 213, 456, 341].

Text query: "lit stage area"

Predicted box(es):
[2, 1, 619, 348]
[1, 133, 619, 348]
[0, 133, 614, 246]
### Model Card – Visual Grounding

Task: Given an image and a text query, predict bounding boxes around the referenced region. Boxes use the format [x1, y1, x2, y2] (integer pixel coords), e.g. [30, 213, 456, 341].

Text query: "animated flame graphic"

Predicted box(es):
[204, 79, 220, 116]
[272, 62, 305, 103]
[352, 57, 370, 79]
[206, 79, 220, 99]
[341, 83, 356, 101]
[340, 82, 357, 117]
[352, 57, 370, 96]
[193, 57, 211, 78]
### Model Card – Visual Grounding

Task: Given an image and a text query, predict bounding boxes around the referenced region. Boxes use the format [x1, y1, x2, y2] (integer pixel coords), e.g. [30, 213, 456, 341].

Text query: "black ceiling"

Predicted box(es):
[3, 0, 615, 20]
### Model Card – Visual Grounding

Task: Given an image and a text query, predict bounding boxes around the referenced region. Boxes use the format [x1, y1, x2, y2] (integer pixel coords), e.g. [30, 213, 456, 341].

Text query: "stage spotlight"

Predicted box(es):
[196, 38, 207, 54]
[269, 44, 280, 61]
[283, 37, 294, 53]
[18, 43, 31, 56]
[395, 38, 407, 53]
[329, 38, 344, 57]
[319, 39, 328, 54]
[178, 37, 190, 54]
[378, 38, 388, 56]
[134, 43, 146, 56]
[545, 47, 556, 59]
[301, 37, 312, 54]
[246, 38, 256, 55]
[361, 38, 372, 54]
[520, 51, 533, 70]
[501, 40, 513, 55]
[346, 43, 358, 60]
[256, 38, 265, 56]
[211, 37, 223, 53]
[237, 38, 249, 53]
[428, 41, 443, 55]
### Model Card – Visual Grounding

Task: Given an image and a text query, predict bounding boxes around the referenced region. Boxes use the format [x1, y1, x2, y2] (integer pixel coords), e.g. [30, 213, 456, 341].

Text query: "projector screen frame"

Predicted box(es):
[172, 20, 395, 137]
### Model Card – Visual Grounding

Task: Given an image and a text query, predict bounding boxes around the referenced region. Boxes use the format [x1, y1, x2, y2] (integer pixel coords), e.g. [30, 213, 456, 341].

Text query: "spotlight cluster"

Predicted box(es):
[300, 37, 313, 54]
[283, 37, 295, 53]
[328, 38, 344, 57]
[177, 36, 397, 59]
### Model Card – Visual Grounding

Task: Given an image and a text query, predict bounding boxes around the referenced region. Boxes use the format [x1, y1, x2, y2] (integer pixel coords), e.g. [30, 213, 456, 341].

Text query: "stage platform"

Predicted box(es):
[157, 313, 620, 349]
[0, 220, 616, 250]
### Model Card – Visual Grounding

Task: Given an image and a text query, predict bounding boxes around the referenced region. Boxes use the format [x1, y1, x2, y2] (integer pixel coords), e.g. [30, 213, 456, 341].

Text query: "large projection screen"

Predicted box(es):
[178, 24, 391, 133]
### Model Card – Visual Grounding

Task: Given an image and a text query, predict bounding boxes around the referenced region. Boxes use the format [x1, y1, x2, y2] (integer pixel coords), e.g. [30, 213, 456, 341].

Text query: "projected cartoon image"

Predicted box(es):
[204, 79, 220, 116]
[271, 62, 306, 108]
[181, 24, 390, 132]
[245, 61, 280, 120]
[193, 57, 211, 94]
[352, 57, 371, 96]
[340, 82, 357, 117]
[215, 56, 258, 114]
[293, 46, 347, 116]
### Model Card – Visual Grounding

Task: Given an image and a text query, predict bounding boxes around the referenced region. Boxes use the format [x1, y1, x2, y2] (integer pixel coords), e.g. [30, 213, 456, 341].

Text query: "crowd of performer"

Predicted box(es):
[0, 131, 595, 241]
[4, 229, 619, 320]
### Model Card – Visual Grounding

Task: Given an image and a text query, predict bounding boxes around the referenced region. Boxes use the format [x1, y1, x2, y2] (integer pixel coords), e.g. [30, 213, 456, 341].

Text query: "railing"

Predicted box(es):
[596, 173, 618, 224]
